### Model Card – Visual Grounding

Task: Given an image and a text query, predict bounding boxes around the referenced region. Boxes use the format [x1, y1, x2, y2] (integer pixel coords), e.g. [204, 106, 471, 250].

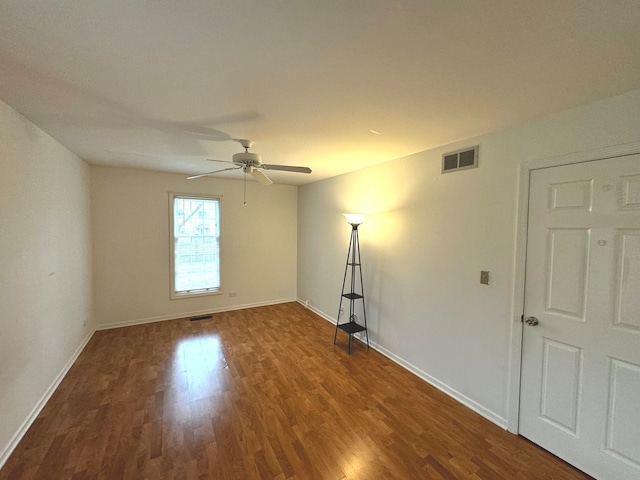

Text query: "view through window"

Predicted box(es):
[171, 195, 220, 296]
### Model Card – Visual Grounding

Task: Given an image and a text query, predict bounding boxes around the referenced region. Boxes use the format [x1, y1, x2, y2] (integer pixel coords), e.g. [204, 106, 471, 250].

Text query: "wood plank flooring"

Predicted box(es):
[0, 302, 592, 479]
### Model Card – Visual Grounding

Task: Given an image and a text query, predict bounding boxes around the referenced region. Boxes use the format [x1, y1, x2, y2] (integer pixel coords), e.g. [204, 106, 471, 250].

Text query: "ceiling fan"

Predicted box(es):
[187, 139, 312, 185]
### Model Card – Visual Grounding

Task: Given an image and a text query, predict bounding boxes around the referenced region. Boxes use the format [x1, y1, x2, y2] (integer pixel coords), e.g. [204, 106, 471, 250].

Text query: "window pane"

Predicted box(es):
[173, 196, 220, 294]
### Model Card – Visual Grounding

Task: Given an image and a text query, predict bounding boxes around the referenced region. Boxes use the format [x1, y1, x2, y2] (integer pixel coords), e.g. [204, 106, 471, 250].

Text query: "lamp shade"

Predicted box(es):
[343, 213, 365, 225]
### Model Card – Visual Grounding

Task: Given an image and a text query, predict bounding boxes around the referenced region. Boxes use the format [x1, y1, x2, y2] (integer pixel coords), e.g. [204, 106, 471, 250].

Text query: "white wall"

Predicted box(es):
[297, 89, 640, 426]
[91, 166, 298, 327]
[0, 100, 93, 463]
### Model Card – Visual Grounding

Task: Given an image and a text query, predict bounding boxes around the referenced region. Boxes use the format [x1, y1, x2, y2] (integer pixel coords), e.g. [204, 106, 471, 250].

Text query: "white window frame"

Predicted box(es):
[169, 192, 222, 299]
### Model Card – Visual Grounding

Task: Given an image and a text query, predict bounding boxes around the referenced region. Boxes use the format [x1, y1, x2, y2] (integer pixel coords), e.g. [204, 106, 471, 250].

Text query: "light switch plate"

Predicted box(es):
[480, 271, 490, 285]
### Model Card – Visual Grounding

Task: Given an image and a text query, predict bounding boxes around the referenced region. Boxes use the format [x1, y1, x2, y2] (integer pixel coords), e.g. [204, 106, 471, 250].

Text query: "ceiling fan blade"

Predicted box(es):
[261, 164, 312, 174]
[250, 167, 273, 185]
[188, 166, 240, 180]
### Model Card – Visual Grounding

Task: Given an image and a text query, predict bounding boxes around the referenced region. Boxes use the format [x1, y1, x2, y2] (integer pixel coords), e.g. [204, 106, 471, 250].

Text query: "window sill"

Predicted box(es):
[170, 289, 223, 300]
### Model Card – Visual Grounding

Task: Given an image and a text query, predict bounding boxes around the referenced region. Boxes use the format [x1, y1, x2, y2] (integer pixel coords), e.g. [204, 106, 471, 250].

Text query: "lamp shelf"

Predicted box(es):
[341, 292, 363, 300]
[337, 322, 366, 334]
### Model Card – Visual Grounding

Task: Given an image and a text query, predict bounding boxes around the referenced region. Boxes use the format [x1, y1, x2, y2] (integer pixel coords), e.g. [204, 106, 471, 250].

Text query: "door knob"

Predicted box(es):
[525, 316, 539, 326]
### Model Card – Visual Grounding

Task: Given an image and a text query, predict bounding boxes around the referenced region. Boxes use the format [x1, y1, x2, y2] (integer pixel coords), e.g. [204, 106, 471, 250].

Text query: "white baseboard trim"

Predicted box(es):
[0, 328, 96, 471]
[96, 298, 298, 331]
[300, 300, 335, 323]
[299, 299, 508, 430]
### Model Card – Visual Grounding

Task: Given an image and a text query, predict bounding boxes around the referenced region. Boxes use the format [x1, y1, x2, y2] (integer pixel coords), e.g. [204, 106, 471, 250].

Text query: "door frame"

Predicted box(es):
[506, 140, 640, 434]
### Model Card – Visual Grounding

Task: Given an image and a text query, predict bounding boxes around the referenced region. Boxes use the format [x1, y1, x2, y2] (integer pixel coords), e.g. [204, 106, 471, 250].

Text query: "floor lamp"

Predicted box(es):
[334, 213, 369, 354]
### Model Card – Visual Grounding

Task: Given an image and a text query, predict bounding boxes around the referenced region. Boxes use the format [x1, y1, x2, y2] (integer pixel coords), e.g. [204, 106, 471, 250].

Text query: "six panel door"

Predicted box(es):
[520, 155, 640, 480]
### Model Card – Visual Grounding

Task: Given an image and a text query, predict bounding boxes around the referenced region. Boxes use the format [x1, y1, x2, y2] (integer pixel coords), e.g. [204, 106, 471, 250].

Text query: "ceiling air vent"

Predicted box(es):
[442, 146, 479, 173]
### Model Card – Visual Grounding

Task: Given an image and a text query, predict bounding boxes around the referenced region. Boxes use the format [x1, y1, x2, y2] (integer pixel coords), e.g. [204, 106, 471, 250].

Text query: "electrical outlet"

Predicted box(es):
[480, 271, 490, 285]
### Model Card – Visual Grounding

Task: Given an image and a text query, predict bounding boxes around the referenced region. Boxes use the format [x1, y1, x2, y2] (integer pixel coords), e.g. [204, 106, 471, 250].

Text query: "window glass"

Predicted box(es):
[171, 195, 220, 297]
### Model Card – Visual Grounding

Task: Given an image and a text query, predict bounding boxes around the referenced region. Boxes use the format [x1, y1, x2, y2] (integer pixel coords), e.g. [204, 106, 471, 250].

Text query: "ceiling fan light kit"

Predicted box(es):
[233, 151, 261, 165]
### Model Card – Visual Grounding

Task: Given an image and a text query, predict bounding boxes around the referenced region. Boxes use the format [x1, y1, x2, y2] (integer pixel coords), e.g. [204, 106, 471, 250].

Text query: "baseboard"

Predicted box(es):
[299, 299, 508, 429]
[96, 297, 298, 330]
[0, 328, 96, 471]
[300, 300, 335, 323]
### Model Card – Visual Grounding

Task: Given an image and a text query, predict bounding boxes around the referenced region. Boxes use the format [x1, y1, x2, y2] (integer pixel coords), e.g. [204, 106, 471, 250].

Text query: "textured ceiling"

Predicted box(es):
[1, 0, 640, 185]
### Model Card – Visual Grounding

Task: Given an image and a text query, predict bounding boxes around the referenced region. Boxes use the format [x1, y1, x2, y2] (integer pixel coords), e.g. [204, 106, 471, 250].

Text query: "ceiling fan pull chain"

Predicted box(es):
[243, 170, 247, 205]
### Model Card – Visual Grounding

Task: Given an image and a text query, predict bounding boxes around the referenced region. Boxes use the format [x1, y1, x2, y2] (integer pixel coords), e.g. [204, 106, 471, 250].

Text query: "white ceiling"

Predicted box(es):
[1, 1, 640, 185]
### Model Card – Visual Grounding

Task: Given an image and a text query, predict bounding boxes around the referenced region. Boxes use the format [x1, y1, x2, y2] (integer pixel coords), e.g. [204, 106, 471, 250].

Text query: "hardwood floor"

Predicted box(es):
[1, 302, 591, 479]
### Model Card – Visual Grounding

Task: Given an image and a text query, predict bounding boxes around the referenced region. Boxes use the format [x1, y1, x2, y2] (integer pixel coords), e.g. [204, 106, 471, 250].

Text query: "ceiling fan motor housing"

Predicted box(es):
[233, 151, 261, 166]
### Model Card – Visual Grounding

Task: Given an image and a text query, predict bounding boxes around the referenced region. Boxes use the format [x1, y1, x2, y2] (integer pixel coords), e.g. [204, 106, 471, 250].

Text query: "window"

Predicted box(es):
[170, 194, 221, 298]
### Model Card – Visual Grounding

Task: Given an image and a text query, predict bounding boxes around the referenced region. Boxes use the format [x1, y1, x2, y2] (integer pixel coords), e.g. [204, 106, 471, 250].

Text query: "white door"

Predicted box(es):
[520, 155, 640, 480]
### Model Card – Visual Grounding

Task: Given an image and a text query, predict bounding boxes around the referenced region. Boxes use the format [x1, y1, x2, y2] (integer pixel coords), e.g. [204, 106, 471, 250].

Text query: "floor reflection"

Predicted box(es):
[167, 334, 230, 415]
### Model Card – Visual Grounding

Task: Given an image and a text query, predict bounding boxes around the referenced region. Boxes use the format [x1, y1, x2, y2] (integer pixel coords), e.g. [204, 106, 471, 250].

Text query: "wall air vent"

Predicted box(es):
[442, 146, 479, 173]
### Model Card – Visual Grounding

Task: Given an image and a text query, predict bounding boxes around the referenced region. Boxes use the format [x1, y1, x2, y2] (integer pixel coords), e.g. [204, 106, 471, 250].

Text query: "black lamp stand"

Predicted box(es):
[333, 222, 369, 353]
